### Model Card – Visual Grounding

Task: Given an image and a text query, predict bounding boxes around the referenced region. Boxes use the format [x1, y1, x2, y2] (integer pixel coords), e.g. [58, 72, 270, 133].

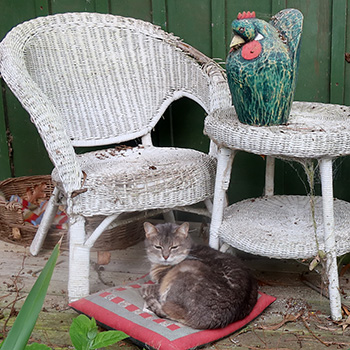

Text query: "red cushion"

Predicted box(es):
[69, 275, 276, 350]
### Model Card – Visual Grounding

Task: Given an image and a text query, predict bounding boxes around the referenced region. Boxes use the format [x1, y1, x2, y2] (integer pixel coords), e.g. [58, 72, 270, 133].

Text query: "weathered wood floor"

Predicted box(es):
[1, 222, 350, 349]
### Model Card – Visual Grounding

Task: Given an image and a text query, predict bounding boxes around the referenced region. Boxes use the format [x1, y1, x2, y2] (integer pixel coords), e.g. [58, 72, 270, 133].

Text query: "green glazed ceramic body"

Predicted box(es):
[226, 9, 303, 126]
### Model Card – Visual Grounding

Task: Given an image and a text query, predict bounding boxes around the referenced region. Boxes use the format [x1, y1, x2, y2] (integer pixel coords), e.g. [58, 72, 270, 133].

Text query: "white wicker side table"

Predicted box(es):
[205, 101, 350, 320]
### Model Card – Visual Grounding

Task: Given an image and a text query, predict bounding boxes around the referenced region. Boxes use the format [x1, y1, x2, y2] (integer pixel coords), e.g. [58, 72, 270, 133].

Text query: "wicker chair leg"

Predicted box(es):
[30, 187, 60, 256]
[163, 211, 176, 223]
[209, 147, 236, 249]
[204, 198, 213, 214]
[319, 158, 342, 320]
[68, 216, 90, 302]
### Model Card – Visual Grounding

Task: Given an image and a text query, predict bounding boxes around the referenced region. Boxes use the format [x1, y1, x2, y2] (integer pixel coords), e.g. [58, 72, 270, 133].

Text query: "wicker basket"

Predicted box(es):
[0, 175, 144, 251]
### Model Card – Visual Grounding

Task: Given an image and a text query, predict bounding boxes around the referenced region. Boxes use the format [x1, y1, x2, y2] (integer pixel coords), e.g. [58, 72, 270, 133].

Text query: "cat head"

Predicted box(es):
[144, 222, 192, 265]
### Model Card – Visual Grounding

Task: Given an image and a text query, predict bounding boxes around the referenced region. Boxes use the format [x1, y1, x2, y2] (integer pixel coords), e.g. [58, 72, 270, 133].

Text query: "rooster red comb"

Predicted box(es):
[237, 11, 256, 20]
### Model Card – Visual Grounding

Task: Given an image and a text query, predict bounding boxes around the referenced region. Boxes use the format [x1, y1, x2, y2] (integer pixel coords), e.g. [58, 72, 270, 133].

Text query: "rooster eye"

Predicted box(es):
[239, 27, 245, 33]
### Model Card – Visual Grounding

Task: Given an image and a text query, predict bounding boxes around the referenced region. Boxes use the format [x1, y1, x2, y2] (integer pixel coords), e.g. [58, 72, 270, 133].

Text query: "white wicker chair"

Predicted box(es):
[0, 13, 231, 301]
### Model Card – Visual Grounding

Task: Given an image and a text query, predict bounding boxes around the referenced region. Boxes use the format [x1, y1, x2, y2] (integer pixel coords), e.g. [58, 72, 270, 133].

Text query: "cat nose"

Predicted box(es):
[163, 254, 169, 260]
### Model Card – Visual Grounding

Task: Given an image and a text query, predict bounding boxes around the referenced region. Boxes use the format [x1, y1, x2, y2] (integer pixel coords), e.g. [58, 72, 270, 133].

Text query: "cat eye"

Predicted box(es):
[170, 245, 178, 250]
[154, 245, 162, 250]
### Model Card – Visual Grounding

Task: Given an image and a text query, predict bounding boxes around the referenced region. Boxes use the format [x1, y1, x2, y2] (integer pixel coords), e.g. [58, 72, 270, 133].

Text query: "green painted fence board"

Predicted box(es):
[271, 0, 287, 14]
[95, 0, 110, 14]
[34, 0, 49, 17]
[330, 0, 347, 104]
[152, 0, 167, 29]
[110, 0, 152, 21]
[167, 0, 211, 56]
[292, 0, 332, 102]
[0, 82, 11, 179]
[211, 0, 226, 63]
[0, 0, 52, 178]
[5, 91, 53, 177]
[344, 0, 350, 106]
[159, 0, 212, 155]
[0, 0, 40, 39]
[50, 0, 95, 13]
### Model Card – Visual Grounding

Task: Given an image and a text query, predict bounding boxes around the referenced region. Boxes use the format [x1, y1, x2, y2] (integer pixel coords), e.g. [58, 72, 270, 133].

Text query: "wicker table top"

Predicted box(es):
[205, 101, 350, 159]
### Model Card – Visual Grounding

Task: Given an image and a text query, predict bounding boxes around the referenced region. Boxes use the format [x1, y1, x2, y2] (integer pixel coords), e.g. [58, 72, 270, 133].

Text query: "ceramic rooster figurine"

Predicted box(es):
[226, 9, 303, 126]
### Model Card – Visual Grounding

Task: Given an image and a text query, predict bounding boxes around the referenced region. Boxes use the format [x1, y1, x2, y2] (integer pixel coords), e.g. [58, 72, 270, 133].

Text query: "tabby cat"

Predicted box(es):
[141, 222, 258, 329]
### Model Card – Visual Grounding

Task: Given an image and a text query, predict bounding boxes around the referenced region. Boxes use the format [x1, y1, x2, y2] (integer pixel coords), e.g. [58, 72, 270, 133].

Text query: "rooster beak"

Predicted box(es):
[229, 34, 245, 52]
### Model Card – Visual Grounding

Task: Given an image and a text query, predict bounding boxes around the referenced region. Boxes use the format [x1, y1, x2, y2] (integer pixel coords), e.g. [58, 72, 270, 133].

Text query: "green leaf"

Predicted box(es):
[69, 315, 128, 350]
[25, 343, 52, 349]
[69, 315, 97, 350]
[87, 328, 98, 340]
[92, 330, 128, 349]
[1, 243, 60, 350]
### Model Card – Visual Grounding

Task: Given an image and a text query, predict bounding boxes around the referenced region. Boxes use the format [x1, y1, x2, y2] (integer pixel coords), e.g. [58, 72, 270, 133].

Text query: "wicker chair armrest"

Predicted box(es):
[177, 42, 231, 113]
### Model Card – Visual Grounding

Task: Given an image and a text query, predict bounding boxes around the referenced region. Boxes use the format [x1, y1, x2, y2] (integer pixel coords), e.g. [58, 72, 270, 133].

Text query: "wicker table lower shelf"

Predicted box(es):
[219, 195, 350, 260]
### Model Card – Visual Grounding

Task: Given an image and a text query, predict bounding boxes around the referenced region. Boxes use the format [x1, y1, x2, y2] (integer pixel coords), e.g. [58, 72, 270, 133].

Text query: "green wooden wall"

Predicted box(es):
[0, 0, 349, 204]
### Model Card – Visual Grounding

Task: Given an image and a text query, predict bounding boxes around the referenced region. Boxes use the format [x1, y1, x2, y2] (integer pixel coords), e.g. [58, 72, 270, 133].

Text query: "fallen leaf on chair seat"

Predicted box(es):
[71, 188, 88, 198]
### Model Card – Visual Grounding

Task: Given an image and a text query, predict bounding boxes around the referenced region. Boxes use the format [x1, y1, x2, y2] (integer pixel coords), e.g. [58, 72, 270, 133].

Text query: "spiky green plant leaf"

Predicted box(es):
[1, 243, 60, 350]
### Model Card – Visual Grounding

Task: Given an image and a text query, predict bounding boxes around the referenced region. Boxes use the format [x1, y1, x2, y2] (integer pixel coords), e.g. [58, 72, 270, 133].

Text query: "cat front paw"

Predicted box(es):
[141, 284, 159, 300]
[141, 285, 168, 318]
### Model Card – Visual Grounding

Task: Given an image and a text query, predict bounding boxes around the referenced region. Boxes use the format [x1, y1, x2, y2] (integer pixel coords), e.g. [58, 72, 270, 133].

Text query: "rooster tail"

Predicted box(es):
[270, 8, 303, 67]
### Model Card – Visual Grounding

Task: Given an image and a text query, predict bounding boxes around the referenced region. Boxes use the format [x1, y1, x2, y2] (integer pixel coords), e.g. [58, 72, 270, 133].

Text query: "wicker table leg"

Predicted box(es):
[209, 147, 236, 249]
[319, 158, 342, 320]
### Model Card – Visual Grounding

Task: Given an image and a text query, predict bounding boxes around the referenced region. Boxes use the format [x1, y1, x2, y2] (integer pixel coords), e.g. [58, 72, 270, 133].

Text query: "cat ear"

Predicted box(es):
[143, 222, 158, 238]
[176, 222, 190, 238]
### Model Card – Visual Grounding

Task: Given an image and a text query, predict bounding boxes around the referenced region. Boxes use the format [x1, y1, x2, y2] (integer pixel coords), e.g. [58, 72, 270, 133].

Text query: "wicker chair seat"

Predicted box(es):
[52, 146, 216, 216]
